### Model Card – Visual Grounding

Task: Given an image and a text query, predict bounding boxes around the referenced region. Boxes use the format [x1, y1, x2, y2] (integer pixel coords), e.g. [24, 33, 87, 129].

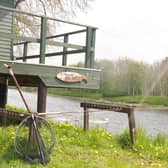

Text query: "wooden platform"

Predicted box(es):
[0, 60, 100, 89]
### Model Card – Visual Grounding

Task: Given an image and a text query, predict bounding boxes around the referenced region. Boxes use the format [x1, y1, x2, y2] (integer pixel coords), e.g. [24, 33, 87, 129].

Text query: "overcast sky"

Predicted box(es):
[74, 0, 168, 64]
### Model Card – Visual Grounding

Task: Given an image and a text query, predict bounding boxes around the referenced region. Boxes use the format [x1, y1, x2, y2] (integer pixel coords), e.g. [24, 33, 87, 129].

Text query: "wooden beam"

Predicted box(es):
[0, 61, 101, 89]
[46, 29, 86, 39]
[16, 49, 85, 60]
[39, 17, 47, 64]
[46, 40, 85, 50]
[0, 32, 85, 50]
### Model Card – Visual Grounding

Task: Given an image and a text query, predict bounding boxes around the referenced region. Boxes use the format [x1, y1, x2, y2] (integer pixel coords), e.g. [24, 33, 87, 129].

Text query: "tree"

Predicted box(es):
[13, 0, 95, 37]
[14, 0, 94, 18]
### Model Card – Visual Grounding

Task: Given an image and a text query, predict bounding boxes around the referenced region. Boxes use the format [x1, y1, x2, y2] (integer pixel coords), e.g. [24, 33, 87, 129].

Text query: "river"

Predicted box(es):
[7, 89, 168, 137]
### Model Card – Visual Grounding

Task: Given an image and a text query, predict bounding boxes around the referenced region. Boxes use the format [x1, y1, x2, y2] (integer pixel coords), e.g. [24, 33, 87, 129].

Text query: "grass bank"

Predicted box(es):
[48, 88, 102, 100]
[106, 96, 168, 106]
[1, 123, 168, 168]
[48, 88, 168, 106]
[1, 106, 168, 167]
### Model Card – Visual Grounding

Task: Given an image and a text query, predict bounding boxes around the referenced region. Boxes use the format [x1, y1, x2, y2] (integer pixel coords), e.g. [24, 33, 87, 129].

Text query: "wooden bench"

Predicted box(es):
[80, 101, 136, 144]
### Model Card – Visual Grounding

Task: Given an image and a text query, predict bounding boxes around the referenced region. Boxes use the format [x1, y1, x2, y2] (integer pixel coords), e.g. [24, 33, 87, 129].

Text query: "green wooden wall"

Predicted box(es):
[0, 0, 14, 60]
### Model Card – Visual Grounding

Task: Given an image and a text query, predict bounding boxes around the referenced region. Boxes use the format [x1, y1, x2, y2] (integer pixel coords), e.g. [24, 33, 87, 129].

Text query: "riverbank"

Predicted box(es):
[1, 121, 168, 168]
[48, 88, 168, 107]
[1, 106, 168, 167]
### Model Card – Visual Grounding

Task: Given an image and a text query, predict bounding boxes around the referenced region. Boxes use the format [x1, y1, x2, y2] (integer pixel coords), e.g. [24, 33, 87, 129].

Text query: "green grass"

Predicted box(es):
[0, 123, 168, 168]
[48, 88, 168, 106]
[106, 96, 168, 106]
[48, 88, 102, 100]
[6, 105, 28, 113]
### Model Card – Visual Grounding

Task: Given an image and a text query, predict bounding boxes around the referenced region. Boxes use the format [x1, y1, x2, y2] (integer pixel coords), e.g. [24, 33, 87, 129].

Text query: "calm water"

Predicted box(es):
[7, 89, 168, 136]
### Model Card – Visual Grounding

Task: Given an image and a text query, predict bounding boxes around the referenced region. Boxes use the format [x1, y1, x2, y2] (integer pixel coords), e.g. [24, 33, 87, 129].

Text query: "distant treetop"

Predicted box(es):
[14, 0, 95, 19]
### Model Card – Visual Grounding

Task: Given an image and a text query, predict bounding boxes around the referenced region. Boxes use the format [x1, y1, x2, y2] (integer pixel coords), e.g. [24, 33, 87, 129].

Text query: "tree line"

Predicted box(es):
[92, 57, 168, 97]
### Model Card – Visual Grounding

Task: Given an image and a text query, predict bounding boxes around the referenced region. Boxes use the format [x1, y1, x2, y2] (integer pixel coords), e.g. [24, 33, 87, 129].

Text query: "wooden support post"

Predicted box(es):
[0, 78, 8, 108]
[128, 108, 136, 144]
[83, 105, 89, 131]
[0, 78, 8, 123]
[37, 81, 47, 113]
[62, 34, 68, 66]
[39, 17, 47, 64]
[23, 42, 28, 62]
[85, 27, 96, 68]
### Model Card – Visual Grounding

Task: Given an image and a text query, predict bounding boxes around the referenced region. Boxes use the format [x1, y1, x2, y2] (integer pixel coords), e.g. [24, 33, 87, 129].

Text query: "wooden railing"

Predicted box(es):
[0, 5, 97, 68]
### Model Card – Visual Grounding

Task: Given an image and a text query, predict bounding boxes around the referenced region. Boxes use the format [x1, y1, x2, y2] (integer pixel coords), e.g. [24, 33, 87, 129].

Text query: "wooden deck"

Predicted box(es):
[0, 60, 100, 89]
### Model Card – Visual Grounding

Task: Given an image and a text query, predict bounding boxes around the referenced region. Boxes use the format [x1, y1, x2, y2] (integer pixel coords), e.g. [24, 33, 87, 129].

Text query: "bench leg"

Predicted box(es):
[128, 109, 136, 144]
[83, 107, 89, 131]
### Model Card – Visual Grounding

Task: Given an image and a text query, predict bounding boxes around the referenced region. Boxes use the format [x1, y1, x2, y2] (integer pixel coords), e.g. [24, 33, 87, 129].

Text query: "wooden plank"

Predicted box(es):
[0, 33, 39, 43]
[47, 29, 86, 39]
[0, 52, 11, 57]
[0, 48, 11, 53]
[0, 55, 11, 60]
[0, 19, 13, 25]
[0, 32, 85, 50]
[0, 61, 101, 89]
[47, 40, 85, 50]
[80, 102, 133, 113]
[16, 49, 85, 60]
[0, 0, 14, 7]
[0, 3, 13, 61]
[0, 29, 12, 34]
[0, 45, 11, 49]
[0, 38, 11, 44]
[0, 57, 10, 61]
[0, 23, 13, 29]
[0, 38, 11, 42]
[6, 75, 39, 87]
